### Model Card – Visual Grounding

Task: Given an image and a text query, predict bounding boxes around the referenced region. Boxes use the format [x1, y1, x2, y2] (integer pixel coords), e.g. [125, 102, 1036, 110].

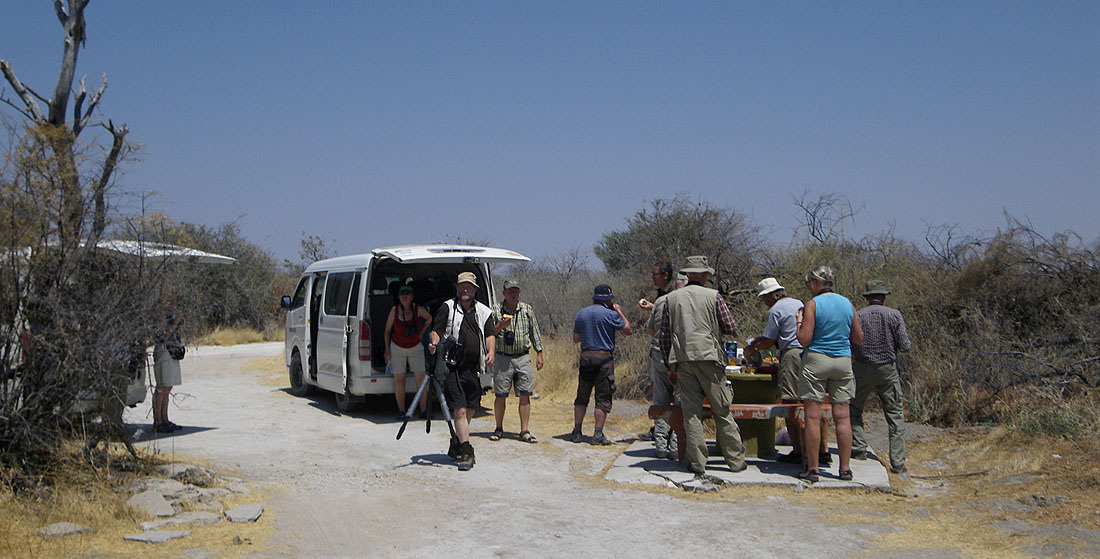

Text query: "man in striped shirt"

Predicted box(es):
[850, 280, 912, 475]
[490, 280, 544, 444]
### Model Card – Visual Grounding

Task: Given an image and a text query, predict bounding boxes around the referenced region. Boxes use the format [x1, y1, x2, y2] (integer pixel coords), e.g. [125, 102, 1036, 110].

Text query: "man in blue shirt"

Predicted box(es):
[572, 284, 633, 445]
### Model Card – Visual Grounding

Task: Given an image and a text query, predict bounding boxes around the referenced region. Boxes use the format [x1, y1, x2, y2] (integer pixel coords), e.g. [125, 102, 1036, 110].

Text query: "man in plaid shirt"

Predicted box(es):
[489, 280, 545, 443]
[850, 280, 912, 475]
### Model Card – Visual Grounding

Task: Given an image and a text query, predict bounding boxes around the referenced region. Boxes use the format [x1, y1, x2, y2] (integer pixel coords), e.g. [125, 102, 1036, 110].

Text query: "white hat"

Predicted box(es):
[756, 277, 784, 297]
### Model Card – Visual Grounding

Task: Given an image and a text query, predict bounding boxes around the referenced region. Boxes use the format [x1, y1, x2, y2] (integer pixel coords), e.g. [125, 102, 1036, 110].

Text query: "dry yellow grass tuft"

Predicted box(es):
[194, 326, 283, 346]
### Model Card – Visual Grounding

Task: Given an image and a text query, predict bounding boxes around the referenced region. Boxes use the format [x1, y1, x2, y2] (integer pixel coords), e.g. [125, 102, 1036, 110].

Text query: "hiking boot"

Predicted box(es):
[590, 432, 613, 446]
[851, 449, 868, 460]
[638, 427, 655, 441]
[456, 442, 475, 471]
[655, 449, 669, 459]
[447, 436, 460, 459]
[570, 431, 584, 443]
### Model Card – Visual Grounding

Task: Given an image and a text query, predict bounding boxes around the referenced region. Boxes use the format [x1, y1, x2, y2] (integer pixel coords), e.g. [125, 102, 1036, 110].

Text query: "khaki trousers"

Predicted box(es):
[676, 361, 746, 474]
[851, 360, 907, 469]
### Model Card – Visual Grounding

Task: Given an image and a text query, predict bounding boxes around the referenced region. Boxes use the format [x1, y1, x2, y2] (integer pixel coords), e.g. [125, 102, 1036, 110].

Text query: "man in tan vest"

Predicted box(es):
[658, 255, 747, 475]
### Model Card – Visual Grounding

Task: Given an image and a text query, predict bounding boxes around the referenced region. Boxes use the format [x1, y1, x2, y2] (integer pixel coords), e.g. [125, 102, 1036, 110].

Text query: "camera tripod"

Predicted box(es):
[395, 350, 457, 442]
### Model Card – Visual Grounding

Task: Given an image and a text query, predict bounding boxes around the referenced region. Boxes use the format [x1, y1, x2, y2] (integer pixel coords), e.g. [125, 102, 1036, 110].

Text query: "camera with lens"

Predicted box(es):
[444, 337, 464, 368]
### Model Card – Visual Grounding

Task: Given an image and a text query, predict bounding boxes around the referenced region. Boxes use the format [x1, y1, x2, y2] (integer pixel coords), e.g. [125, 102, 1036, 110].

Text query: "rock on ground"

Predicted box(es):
[123, 530, 191, 544]
[224, 503, 264, 523]
[35, 522, 91, 539]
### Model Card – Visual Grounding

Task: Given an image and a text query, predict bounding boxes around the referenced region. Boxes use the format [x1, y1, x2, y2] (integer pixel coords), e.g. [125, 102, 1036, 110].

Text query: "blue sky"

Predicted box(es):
[3, 2, 1097, 263]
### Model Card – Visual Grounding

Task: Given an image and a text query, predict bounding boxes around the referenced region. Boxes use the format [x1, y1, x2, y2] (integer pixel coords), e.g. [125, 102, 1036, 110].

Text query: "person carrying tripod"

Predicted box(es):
[427, 272, 497, 471]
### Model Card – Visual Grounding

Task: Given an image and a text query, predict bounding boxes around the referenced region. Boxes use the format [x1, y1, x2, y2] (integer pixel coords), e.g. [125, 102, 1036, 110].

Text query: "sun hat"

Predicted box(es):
[593, 284, 614, 302]
[680, 255, 715, 275]
[503, 279, 521, 291]
[456, 271, 479, 287]
[676, 273, 688, 282]
[862, 280, 891, 296]
[756, 277, 784, 297]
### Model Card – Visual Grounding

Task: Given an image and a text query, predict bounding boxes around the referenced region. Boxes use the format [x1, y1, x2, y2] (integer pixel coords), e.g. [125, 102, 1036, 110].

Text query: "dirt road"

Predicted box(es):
[126, 343, 911, 558]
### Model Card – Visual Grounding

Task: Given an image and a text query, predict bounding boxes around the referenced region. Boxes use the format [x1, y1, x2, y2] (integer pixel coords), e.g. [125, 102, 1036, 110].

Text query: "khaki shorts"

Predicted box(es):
[777, 347, 802, 401]
[389, 342, 426, 374]
[153, 344, 182, 387]
[494, 353, 534, 397]
[798, 350, 854, 404]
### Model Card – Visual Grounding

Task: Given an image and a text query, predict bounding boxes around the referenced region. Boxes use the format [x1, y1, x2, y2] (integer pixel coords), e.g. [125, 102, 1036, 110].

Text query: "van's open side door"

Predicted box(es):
[340, 272, 362, 394]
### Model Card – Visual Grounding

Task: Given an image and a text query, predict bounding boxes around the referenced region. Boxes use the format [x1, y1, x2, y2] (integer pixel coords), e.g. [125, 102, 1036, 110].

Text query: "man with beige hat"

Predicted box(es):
[658, 255, 747, 475]
[850, 279, 911, 474]
[744, 277, 827, 465]
[428, 271, 497, 471]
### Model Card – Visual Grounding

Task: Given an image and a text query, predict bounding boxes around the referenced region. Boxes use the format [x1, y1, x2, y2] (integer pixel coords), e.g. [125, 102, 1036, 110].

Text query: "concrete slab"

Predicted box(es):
[607, 441, 891, 492]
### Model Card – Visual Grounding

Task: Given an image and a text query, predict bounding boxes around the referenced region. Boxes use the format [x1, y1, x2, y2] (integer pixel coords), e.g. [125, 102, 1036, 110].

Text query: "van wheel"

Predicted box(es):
[334, 391, 360, 413]
[289, 353, 314, 397]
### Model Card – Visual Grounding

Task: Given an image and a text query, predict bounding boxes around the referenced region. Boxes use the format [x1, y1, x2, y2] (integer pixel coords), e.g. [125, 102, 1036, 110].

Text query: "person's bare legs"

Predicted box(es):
[455, 407, 474, 443]
[803, 400, 822, 471]
[154, 386, 172, 426]
[832, 403, 852, 473]
[574, 405, 586, 429]
[784, 399, 803, 455]
[594, 408, 607, 430]
[518, 395, 531, 433]
[494, 396, 507, 430]
[393, 372, 407, 413]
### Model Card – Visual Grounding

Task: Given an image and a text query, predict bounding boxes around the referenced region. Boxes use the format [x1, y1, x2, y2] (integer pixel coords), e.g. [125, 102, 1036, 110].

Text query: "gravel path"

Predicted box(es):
[127, 343, 890, 558]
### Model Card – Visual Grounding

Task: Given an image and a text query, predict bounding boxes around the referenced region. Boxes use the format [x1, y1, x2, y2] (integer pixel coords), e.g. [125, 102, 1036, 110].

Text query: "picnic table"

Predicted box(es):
[648, 368, 832, 462]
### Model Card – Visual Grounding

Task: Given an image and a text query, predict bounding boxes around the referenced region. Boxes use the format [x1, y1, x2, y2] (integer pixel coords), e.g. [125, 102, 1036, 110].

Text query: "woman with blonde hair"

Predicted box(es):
[795, 266, 863, 483]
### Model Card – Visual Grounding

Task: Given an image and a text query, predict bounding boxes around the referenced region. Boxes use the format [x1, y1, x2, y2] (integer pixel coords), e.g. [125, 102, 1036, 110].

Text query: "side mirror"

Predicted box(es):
[280, 295, 293, 309]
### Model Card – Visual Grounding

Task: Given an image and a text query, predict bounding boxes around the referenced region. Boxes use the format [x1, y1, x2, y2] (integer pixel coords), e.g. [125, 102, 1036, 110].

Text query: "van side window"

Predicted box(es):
[290, 277, 309, 308]
[323, 272, 356, 316]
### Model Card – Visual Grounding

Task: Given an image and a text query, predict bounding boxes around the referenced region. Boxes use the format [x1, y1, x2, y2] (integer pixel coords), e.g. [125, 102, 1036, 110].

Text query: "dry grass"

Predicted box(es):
[0, 448, 274, 559]
[193, 326, 283, 346]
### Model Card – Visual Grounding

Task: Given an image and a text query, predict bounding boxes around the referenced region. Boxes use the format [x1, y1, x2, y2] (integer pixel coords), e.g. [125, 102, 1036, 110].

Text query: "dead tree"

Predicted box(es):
[2, 1, 142, 477]
[1, 0, 129, 245]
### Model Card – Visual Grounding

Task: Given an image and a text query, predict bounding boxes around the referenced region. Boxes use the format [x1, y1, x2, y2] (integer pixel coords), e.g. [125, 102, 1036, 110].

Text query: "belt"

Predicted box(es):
[499, 352, 528, 357]
[583, 349, 612, 354]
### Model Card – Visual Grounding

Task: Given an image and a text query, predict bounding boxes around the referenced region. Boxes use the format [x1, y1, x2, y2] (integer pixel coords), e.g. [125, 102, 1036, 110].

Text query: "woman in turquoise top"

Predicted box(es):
[794, 266, 863, 483]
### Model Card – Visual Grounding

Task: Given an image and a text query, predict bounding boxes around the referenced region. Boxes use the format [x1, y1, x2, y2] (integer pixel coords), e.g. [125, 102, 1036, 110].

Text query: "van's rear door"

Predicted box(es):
[372, 245, 530, 265]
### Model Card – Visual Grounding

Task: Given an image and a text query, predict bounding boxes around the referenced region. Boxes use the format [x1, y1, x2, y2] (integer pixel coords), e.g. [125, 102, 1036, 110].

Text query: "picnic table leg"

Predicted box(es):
[671, 407, 686, 462]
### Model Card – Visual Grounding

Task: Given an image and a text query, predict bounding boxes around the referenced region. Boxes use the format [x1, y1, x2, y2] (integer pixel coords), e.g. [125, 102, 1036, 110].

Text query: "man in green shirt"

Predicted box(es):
[490, 280, 545, 444]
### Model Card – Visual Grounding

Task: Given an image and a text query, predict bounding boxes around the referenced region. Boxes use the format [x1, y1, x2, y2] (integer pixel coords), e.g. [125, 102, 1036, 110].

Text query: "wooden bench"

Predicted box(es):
[648, 403, 833, 461]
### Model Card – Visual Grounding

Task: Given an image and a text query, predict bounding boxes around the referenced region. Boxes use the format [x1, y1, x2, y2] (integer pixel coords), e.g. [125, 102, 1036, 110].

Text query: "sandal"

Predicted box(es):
[838, 469, 853, 481]
[819, 451, 833, 465]
[519, 430, 537, 444]
[797, 469, 820, 483]
[489, 427, 503, 441]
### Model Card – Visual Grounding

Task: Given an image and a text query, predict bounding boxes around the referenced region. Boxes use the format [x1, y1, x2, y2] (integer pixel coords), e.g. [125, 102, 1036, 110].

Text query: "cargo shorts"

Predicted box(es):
[777, 347, 803, 401]
[494, 353, 534, 397]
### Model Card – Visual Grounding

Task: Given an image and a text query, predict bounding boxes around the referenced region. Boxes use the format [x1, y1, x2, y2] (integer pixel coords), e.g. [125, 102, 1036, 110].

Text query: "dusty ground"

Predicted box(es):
[124, 343, 1100, 558]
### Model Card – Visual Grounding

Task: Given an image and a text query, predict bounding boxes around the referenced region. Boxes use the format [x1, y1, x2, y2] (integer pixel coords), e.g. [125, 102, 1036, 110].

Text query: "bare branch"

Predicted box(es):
[54, 0, 68, 25]
[0, 60, 47, 121]
[89, 119, 129, 238]
[48, 0, 89, 126]
[73, 73, 106, 136]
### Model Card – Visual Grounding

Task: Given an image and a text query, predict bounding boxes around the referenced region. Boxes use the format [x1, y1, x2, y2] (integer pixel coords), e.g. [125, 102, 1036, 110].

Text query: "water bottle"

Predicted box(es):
[386, 365, 392, 375]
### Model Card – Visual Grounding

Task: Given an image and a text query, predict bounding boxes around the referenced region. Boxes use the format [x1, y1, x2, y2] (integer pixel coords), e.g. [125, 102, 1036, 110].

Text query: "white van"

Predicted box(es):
[280, 244, 530, 412]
